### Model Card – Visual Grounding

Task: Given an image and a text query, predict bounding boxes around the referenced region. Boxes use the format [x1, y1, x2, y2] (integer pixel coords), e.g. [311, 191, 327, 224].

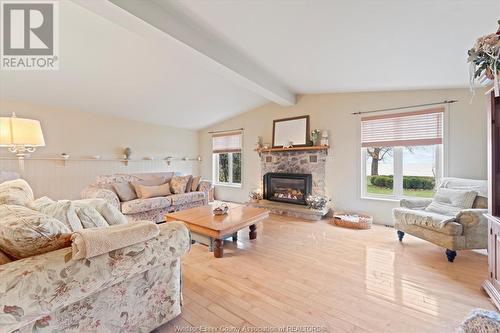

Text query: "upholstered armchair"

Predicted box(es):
[393, 178, 488, 262]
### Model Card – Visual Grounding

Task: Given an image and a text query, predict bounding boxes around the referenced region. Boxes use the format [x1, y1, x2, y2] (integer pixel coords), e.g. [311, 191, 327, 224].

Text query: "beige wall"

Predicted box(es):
[0, 101, 200, 199]
[199, 88, 488, 225]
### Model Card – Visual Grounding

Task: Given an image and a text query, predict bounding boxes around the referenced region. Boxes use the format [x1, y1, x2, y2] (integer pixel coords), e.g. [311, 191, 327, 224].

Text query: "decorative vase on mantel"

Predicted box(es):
[311, 129, 321, 146]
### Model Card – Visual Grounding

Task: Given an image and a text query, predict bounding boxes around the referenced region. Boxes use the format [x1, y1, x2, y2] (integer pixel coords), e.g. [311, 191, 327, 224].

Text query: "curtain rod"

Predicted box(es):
[208, 128, 244, 134]
[351, 100, 458, 115]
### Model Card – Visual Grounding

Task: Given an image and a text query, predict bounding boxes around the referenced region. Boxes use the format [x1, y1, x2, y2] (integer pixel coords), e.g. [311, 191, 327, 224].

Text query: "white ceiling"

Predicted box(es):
[0, 0, 267, 129]
[1, 0, 499, 129]
[179, 0, 500, 93]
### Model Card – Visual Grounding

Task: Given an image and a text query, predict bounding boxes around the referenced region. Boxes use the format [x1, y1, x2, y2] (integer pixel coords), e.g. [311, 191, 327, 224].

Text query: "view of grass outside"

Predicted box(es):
[366, 176, 435, 197]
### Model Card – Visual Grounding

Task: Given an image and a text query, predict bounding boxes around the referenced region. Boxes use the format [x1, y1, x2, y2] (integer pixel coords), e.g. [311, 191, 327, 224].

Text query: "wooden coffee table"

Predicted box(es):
[165, 205, 269, 258]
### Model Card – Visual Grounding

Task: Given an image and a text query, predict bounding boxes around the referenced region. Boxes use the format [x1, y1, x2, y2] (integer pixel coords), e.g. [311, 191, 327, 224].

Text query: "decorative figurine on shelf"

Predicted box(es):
[124, 147, 132, 160]
[320, 130, 329, 146]
[262, 142, 271, 149]
[283, 140, 293, 149]
[311, 129, 321, 146]
[60, 153, 70, 160]
[255, 136, 263, 150]
[213, 203, 229, 216]
[305, 194, 330, 210]
[249, 190, 263, 203]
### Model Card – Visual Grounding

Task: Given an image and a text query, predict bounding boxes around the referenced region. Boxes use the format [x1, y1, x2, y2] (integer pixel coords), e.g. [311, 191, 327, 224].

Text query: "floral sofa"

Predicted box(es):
[0, 221, 191, 333]
[81, 172, 212, 222]
[0, 172, 192, 332]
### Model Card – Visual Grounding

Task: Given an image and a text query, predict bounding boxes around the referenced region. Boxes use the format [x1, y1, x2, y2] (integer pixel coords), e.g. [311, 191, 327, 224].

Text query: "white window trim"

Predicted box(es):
[212, 152, 243, 188]
[359, 107, 448, 201]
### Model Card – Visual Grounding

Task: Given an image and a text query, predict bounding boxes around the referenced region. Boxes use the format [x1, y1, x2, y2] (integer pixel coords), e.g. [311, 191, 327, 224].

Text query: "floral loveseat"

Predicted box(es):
[0, 173, 191, 332]
[0, 221, 190, 333]
[81, 172, 212, 222]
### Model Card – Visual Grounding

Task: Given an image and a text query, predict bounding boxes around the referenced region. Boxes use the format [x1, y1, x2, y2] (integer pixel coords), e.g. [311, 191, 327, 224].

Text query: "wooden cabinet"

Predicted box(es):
[488, 90, 500, 215]
[484, 214, 500, 310]
[485, 91, 500, 310]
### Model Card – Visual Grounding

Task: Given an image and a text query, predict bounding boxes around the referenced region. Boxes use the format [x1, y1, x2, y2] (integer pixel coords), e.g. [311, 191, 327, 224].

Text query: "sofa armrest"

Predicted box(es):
[81, 185, 120, 210]
[197, 180, 213, 204]
[0, 221, 190, 332]
[400, 198, 433, 209]
[456, 209, 489, 227]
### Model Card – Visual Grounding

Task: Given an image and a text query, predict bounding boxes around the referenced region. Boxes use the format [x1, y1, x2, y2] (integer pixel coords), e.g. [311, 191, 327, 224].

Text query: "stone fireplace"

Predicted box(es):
[248, 147, 329, 221]
[263, 173, 312, 205]
[260, 149, 326, 196]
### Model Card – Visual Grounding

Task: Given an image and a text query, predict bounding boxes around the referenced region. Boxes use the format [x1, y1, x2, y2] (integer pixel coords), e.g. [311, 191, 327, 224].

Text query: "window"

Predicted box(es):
[212, 131, 242, 186]
[361, 108, 444, 199]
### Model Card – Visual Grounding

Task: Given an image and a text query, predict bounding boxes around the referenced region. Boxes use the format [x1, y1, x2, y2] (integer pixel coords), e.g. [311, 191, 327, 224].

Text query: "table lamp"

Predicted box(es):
[0, 112, 45, 159]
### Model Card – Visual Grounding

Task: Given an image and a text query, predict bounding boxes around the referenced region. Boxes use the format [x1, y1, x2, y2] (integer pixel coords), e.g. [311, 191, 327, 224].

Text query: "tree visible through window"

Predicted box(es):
[364, 146, 439, 198]
[212, 132, 242, 186]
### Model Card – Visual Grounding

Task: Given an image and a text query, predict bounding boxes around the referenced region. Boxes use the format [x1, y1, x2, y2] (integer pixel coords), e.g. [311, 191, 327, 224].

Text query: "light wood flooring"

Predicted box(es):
[158, 214, 494, 333]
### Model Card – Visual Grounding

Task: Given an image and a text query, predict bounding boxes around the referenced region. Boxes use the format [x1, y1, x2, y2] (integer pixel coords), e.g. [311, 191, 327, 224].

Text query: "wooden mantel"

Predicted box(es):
[255, 145, 329, 153]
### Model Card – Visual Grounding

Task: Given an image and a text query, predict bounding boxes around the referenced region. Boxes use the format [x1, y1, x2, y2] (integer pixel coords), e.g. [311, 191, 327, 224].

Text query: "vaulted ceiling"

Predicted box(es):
[0, 0, 498, 129]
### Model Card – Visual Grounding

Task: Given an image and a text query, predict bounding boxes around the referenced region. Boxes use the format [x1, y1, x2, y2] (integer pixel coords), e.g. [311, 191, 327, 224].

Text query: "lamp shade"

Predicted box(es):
[0, 115, 45, 147]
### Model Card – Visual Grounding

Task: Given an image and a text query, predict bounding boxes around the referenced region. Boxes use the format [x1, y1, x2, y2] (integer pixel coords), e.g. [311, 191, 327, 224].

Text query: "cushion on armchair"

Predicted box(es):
[393, 207, 461, 233]
[425, 188, 477, 216]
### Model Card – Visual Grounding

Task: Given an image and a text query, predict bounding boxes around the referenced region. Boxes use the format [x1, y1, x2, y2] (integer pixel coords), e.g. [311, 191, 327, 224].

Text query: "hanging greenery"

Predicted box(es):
[467, 20, 500, 96]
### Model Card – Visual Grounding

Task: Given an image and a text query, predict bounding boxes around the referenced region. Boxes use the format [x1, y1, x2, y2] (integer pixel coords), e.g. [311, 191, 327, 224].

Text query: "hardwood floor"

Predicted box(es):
[158, 214, 494, 333]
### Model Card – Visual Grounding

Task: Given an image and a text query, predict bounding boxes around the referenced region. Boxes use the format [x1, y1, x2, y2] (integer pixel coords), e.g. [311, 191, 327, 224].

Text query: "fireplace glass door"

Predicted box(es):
[263, 173, 312, 205]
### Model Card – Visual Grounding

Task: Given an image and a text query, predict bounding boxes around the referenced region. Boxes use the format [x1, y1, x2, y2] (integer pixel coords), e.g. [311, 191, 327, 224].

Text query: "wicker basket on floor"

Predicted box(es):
[331, 211, 373, 229]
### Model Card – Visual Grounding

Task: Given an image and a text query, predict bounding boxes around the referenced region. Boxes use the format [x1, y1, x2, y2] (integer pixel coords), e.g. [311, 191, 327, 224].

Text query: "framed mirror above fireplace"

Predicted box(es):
[272, 115, 310, 148]
[263, 172, 312, 205]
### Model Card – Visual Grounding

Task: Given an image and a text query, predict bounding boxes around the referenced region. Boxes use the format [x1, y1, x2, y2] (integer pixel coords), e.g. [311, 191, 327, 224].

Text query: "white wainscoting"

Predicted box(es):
[0, 158, 200, 200]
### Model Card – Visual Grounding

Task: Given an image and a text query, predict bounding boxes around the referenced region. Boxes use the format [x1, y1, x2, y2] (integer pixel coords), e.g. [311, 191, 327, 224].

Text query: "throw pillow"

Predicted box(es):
[170, 175, 191, 194]
[0, 179, 34, 206]
[75, 205, 109, 229]
[0, 249, 11, 265]
[134, 183, 171, 199]
[425, 188, 478, 216]
[0, 205, 72, 259]
[113, 182, 138, 201]
[185, 176, 194, 193]
[191, 176, 201, 192]
[28, 199, 84, 231]
[134, 176, 167, 186]
[28, 196, 55, 210]
[73, 199, 128, 225]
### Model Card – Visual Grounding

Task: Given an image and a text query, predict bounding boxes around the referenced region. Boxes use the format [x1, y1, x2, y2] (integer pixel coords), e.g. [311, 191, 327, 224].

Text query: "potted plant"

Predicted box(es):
[249, 190, 263, 203]
[310, 129, 321, 146]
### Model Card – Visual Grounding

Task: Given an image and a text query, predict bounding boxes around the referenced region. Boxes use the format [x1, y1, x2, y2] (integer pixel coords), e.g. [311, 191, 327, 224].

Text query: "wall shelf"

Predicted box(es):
[0, 156, 201, 166]
[255, 145, 329, 153]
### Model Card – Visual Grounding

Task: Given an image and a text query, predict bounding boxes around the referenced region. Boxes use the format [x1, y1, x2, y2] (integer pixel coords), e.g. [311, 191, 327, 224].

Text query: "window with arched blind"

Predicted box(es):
[361, 108, 444, 199]
[212, 131, 242, 186]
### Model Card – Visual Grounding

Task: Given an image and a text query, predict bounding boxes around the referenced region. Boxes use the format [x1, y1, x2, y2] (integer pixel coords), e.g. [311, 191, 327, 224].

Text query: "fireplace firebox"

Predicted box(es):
[263, 173, 312, 205]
